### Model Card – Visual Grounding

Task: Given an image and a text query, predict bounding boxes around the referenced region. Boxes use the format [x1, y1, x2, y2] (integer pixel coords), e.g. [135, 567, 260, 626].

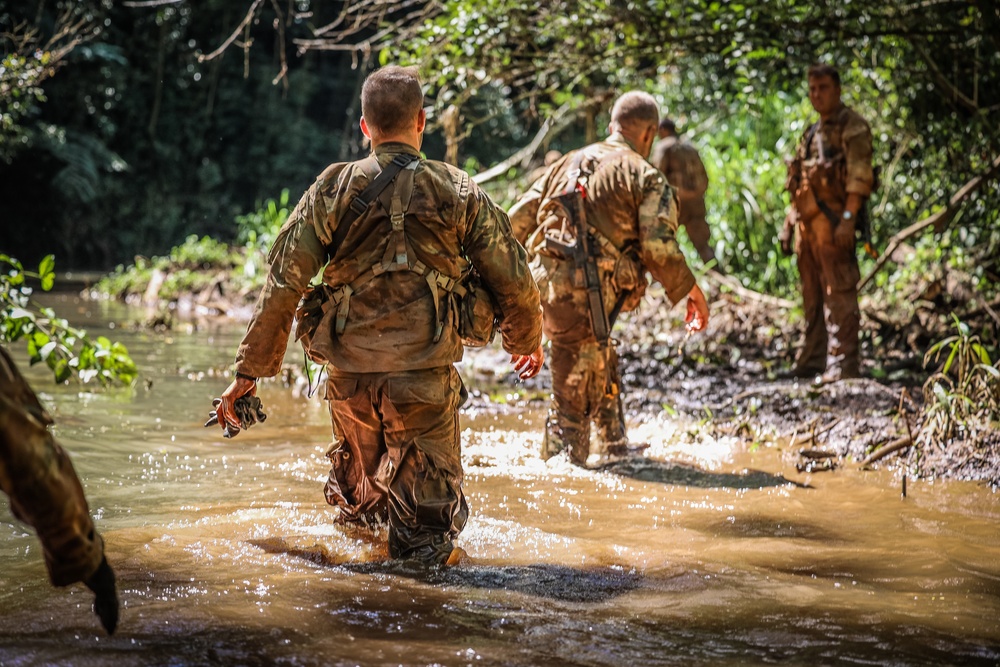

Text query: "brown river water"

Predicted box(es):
[1, 293, 999, 666]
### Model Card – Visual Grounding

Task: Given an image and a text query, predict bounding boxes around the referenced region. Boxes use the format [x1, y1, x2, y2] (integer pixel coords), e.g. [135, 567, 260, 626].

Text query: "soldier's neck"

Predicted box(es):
[371, 133, 422, 152]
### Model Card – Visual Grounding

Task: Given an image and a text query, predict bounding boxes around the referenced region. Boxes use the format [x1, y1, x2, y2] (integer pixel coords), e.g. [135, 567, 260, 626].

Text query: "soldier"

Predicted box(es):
[781, 64, 874, 382]
[509, 92, 709, 466]
[215, 66, 543, 566]
[649, 116, 719, 270]
[0, 346, 119, 635]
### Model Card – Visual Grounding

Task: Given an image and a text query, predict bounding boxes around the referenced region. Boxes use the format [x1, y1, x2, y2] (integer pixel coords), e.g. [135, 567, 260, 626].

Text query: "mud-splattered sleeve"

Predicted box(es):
[843, 113, 874, 197]
[637, 166, 696, 305]
[465, 184, 543, 355]
[235, 181, 328, 378]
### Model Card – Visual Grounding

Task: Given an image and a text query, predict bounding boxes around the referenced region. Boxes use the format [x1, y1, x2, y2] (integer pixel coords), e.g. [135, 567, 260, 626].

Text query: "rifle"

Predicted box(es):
[548, 184, 611, 345]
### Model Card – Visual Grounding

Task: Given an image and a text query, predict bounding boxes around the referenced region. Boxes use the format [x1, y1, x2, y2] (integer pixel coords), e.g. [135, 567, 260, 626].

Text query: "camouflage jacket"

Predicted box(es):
[0, 346, 105, 587]
[509, 133, 696, 315]
[235, 143, 542, 376]
[787, 103, 874, 220]
[650, 136, 709, 199]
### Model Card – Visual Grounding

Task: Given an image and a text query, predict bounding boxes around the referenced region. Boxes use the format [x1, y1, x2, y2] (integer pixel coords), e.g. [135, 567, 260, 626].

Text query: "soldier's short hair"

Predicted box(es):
[610, 92, 659, 133]
[807, 64, 841, 87]
[659, 117, 676, 134]
[361, 65, 424, 136]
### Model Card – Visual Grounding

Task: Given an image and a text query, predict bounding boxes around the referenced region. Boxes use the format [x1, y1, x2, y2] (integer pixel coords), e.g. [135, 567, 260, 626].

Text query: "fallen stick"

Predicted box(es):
[708, 271, 797, 310]
[790, 418, 840, 447]
[860, 436, 913, 467]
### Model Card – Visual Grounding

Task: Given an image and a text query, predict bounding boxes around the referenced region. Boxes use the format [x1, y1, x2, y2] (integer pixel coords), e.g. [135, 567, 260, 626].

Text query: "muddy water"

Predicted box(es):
[1, 293, 998, 666]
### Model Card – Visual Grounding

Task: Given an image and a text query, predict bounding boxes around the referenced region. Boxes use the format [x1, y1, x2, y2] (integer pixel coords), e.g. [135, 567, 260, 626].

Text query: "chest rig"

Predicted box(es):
[325, 153, 468, 343]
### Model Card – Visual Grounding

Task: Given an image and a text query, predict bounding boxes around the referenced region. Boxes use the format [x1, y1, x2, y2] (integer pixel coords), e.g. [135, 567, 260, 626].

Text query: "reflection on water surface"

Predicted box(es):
[1, 295, 998, 666]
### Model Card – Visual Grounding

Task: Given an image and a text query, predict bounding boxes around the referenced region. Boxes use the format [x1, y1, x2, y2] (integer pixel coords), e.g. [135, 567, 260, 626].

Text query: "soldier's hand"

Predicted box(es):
[511, 344, 545, 380]
[85, 556, 119, 635]
[834, 217, 855, 249]
[685, 284, 709, 333]
[218, 376, 257, 433]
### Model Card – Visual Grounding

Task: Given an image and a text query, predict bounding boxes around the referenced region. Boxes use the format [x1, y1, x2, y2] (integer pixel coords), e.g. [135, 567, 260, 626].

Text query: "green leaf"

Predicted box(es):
[943, 343, 959, 375]
[52, 358, 71, 384]
[38, 254, 55, 277]
[971, 343, 991, 365]
[38, 341, 57, 360]
[7, 307, 32, 320]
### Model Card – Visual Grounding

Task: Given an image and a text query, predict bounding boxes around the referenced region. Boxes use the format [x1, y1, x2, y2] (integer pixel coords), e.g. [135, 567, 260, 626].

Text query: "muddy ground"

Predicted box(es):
[463, 280, 999, 488]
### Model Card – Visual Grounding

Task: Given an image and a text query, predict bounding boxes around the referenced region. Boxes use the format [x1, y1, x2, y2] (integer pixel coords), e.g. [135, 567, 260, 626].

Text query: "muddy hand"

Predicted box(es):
[684, 284, 709, 333]
[205, 398, 240, 438]
[216, 377, 256, 436]
[510, 344, 545, 380]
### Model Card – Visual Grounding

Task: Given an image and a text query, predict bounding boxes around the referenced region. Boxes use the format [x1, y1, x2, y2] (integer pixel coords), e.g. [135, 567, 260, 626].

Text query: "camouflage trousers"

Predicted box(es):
[542, 340, 626, 466]
[795, 210, 861, 375]
[323, 366, 469, 564]
[0, 347, 105, 587]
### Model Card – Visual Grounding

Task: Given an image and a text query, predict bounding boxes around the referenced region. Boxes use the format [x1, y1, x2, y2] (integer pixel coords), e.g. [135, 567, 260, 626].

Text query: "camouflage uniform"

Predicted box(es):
[509, 133, 696, 464]
[786, 103, 873, 377]
[234, 143, 542, 563]
[0, 346, 106, 587]
[650, 136, 717, 266]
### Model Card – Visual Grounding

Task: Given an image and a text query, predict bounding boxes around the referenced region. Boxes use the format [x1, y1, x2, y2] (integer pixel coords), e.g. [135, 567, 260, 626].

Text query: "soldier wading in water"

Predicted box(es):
[509, 91, 709, 467]
[215, 65, 543, 566]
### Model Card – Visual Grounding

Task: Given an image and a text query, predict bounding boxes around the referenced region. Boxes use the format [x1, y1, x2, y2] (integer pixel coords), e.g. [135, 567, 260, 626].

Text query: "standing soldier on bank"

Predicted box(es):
[781, 64, 874, 382]
[214, 66, 543, 566]
[509, 92, 709, 466]
[649, 117, 720, 270]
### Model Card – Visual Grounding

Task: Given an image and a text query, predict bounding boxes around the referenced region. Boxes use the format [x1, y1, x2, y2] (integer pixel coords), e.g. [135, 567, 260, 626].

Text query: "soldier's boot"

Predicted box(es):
[445, 546, 470, 566]
[596, 390, 637, 458]
[542, 410, 588, 461]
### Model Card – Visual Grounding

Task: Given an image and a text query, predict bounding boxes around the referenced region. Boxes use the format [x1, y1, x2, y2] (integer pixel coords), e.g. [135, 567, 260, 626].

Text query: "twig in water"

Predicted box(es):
[860, 436, 914, 467]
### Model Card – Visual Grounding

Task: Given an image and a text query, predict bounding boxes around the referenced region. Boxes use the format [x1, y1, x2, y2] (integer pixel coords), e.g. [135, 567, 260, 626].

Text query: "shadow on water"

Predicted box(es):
[702, 513, 841, 541]
[249, 537, 642, 603]
[594, 456, 807, 489]
[381, 562, 642, 603]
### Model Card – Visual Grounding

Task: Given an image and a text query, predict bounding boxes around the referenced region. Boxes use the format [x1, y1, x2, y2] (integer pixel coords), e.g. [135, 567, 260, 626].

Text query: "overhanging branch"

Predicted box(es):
[859, 154, 1000, 291]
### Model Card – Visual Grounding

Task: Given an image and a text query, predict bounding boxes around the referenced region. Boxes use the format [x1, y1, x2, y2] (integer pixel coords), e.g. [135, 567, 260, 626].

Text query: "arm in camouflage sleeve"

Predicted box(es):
[637, 169, 697, 305]
[465, 185, 543, 355]
[0, 347, 104, 588]
[234, 183, 327, 378]
[843, 113, 874, 197]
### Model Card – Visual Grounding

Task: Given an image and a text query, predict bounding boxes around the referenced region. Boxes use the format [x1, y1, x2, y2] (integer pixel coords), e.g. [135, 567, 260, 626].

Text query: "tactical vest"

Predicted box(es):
[295, 154, 495, 365]
[326, 154, 468, 342]
[525, 147, 647, 315]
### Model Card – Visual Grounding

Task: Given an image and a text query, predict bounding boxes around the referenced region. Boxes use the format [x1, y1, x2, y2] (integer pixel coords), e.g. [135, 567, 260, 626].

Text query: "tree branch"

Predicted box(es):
[199, 0, 264, 63]
[471, 103, 575, 184]
[859, 154, 1000, 291]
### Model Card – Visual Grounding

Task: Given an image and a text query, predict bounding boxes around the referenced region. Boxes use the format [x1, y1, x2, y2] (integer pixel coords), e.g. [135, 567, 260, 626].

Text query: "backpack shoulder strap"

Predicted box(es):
[328, 152, 418, 255]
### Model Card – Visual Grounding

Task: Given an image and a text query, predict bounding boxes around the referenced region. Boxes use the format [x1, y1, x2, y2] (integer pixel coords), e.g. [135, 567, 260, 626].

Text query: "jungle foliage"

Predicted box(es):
[0, 254, 136, 385]
[2, 0, 997, 298]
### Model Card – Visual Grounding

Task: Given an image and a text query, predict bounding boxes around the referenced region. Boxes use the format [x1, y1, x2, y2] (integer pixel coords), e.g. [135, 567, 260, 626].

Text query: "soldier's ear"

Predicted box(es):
[416, 108, 426, 134]
[360, 117, 372, 140]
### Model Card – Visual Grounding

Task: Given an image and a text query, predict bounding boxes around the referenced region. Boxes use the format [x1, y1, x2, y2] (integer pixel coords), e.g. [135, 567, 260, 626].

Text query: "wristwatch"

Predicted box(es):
[842, 210, 854, 221]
